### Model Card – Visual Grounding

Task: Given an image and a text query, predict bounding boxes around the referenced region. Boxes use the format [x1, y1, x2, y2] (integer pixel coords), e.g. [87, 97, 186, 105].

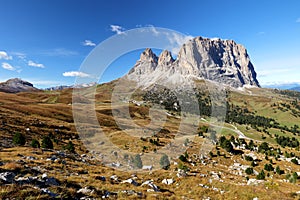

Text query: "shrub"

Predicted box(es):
[13, 132, 26, 146]
[245, 167, 254, 175]
[264, 163, 274, 172]
[258, 142, 269, 153]
[64, 141, 75, 153]
[179, 154, 187, 162]
[30, 139, 40, 148]
[287, 172, 298, 183]
[41, 136, 53, 149]
[291, 158, 299, 165]
[222, 140, 234, 153]
[245, 155, 253, 161]
[276, 166, 283, 175]
[178, 162, 189, 172]
[256, 170, 265, 180]
[159, 154, 170, 170]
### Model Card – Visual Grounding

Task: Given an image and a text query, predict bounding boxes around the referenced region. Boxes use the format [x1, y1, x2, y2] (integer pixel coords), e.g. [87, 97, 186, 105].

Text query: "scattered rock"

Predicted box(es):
[162, 178, 174, 185]
[42, 173, 48, 179]
[121, 178, 139, 186]
[77, 187, 94, 195]
[247, 178, 264, 186]
[26, 156, 37, 160]
[15, 176, 38, 185]
[142, 165, 153, 170]
[110, 175, 118, 181]
[46, 155, 59, 162]
[0, 172, 16, 183]
[177, 169, 187, 178]
[95, 176, 106, 181]
[40, 188, 58, 198]
[44, 177, 59, 186]
[102, 191, 117, 199]
[141, 180, 159, 192]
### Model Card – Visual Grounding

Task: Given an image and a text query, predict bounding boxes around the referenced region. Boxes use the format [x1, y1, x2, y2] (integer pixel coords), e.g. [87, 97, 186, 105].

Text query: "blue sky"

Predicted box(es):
[0, 0, 300, 88]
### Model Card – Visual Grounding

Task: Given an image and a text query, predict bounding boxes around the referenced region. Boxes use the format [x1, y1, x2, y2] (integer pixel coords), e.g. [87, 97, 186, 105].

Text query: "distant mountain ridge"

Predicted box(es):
[126, 36, 260, 88]
[44, 82, 97, 91]
[290, 87, 300, 92]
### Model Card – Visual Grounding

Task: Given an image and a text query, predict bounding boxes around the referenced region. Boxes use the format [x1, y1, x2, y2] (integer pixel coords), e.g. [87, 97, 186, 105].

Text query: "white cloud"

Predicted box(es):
[0, 51, 12, 60]
[28, 60, 45, 68]
[1, 62, 15, 71]
[63, 71, 90, 77]
[110, 25, 125, 35]
[296, 18, 300, 23]
[82, 40, 96, 47]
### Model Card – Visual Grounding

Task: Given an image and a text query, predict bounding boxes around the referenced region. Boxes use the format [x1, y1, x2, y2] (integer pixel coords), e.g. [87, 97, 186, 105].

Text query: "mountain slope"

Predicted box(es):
[126, 37, 260, 88]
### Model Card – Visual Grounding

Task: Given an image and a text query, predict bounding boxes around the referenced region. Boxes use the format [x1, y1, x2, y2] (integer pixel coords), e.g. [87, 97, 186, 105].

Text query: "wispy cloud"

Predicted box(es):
[135, 25, 193, 55]
[260, 80, 300, 87]
[0, 51, 12, 60]
[1, 62, 15, 71]
[63, 71, 90, 77]
[28, 80, 63, 87]
[255, 56, 300, 83]
[257, 31, 265, 35]
[12, 52, 26, 60]
[257, 68, 291, 77]
[82, 40, 96, 47]
[166, 32, 193, 55]
[110, 25, 125, 35]
[42, 48, 78, 57]
[146, 24, 159, 36]
[296, 18, 300, 23]
[28, 60, 45, 68]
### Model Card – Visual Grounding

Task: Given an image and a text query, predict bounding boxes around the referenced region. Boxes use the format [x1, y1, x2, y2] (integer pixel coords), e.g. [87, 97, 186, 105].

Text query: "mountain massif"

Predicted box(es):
[127, 36, 260, 88]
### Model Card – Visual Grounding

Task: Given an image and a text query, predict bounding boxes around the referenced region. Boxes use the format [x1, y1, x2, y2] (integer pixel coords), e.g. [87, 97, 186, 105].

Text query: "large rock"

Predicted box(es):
[126, 37, 260, 88]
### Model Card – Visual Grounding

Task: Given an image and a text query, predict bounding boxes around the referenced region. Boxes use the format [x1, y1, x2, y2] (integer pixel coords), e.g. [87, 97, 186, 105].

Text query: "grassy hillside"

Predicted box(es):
[1, 84, 300, 199]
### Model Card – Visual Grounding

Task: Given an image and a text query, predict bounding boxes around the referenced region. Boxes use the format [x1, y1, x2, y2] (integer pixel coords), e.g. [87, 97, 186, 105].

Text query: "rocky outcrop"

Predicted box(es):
[0, 78, 39, 93]
[126, 37, 260, 88]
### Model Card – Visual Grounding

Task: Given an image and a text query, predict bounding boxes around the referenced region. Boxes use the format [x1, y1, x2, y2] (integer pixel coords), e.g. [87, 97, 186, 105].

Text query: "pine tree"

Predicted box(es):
[13, 132, 26, 146]
[30, 139, 40, 148]
[133, 154, 143, 169]
[159, 154, 170, 170]
[65, 141, 75, 153]
[256, 170, 265, 180]
[41, 136, 53, 149]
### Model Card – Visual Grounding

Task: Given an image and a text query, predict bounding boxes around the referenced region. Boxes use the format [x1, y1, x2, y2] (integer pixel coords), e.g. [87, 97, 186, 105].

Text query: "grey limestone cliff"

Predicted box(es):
[126, 36, 260, 88]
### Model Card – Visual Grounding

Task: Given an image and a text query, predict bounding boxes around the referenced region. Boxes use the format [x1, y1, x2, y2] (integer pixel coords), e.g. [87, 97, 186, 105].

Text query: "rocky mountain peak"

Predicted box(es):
[139, 48, 158, 63]
[126, 36, 260, 88]
[158, 50, 174, 66]
[6, 78, 34, 87]
[0, 78, 38, 93]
